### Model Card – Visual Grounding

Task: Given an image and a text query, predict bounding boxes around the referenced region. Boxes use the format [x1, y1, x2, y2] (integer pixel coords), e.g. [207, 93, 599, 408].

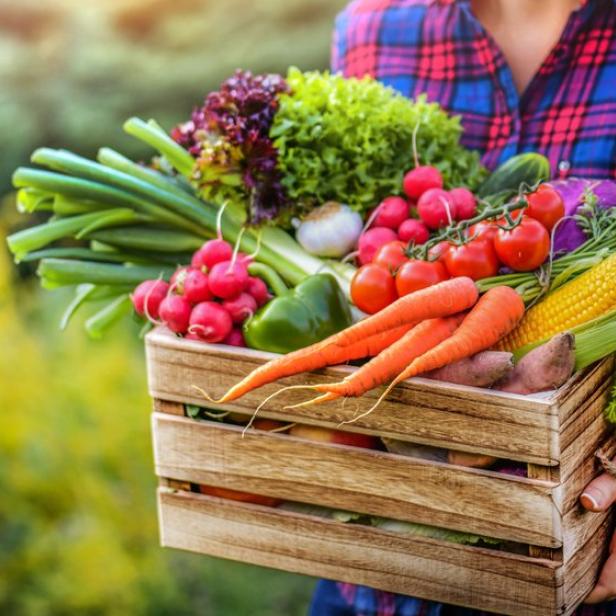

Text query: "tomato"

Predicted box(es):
[373, 240, 408, 272]
[351, 264, 397, 314]
[395, 260, 449, 296]
[427, 240, 451, 264]
[467, 220, 499, 243]
[525, 184, 565, 232]
[493, 216, 550, 272]
[198, 485, 281, 507]
[444, 240, 500, 280]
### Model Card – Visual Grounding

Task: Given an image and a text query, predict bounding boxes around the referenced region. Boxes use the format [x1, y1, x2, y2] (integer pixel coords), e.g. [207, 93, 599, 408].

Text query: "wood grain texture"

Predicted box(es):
[158, 487, 563, 616]
[145, 328, 559, 465]
[152, 412, 561, 547]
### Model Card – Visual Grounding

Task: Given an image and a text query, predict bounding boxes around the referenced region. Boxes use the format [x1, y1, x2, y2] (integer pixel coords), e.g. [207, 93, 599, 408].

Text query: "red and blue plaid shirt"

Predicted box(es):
[332, 0, 616, 178]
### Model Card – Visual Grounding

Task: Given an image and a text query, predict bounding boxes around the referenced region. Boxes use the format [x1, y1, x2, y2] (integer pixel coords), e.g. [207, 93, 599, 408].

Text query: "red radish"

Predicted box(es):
[185, 332, 203, 341]
[183, 269, 213, 304]
[222, 292, 257, 324]
[237, 252, 253, 265]
[223, 328, 246, 347]
[131, 280, 169, 320]
[159, 295, 192, 334]
[398, 219, 429, 244]
[403, 166, 443, 201]
[170, 266, 191, 294]
[246, 276, 270, 307]
[417, 188, 457, 229]
[449, 187, 477, 220]
[208, 260, 249, 299]
[373, 196, 409, 229]
[189, 301, 233, 343]
[357, 227, 398, 265]
[191, 239, 233, 270]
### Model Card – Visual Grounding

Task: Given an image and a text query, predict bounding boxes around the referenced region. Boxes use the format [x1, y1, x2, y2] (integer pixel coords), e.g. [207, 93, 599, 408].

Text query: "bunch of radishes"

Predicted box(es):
[130, 238, 270, 346]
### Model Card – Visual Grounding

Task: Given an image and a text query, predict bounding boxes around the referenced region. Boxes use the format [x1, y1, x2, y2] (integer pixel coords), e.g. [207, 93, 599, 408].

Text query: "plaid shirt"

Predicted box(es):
[332, 0, 616, 178]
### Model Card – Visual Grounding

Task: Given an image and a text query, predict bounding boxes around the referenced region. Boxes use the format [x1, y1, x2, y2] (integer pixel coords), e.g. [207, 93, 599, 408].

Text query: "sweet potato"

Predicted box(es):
[424, 351, 514, 388]
[496, 332, 575, 395]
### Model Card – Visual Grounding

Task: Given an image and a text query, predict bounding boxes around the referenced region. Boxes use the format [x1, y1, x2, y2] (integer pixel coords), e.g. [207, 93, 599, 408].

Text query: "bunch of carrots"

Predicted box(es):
[207, 277, 525, 422]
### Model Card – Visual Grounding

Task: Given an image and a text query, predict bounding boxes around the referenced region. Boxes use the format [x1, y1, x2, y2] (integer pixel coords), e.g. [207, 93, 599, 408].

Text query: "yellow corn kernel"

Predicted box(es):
[498, 253, 616, 351]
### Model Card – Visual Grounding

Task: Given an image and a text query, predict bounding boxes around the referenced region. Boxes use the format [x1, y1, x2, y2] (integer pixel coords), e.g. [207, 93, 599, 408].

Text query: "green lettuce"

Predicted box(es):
[271, 68, 487, 212]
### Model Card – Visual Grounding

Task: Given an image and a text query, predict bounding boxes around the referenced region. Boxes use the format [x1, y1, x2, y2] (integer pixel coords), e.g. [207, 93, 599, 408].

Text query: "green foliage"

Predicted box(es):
[0, 220, 314, 615]
[271, 68, 487, 212]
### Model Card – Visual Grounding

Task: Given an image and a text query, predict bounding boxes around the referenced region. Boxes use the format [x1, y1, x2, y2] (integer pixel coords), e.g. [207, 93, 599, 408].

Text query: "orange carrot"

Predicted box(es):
[330, 276, 478, 348]
[213, 323, 414, 402]
[363, 286, 524, 417]
[297, 316, 462, 406]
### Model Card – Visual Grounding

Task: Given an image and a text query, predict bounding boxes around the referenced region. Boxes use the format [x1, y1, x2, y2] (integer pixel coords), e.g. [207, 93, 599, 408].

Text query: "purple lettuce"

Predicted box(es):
[550, 179, 616, 253]
[172, 70, 290, 225]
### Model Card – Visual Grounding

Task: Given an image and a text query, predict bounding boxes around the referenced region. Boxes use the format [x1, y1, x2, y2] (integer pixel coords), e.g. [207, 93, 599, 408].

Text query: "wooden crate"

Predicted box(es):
[146, 328, 616, 615]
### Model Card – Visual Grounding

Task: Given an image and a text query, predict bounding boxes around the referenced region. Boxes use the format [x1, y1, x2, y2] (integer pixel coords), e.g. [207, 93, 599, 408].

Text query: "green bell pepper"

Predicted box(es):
[243, 264, 352, 354]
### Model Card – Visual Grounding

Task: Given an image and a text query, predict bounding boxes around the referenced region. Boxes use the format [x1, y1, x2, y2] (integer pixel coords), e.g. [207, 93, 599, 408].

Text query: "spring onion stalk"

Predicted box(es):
[38, 259, 174, 289]
[52, 195, 112, 216]
[86, 227, 205, 253]
[60, 284, 133, 330]
[20, 248, 142, 264]
[17, 188, 54, 213]
[123, 117, 195, 177]
[7, 209, 141, 260]
[84, 295, 133, 339]
[247, 262, 288, 296]
[513, 308, 616, 370]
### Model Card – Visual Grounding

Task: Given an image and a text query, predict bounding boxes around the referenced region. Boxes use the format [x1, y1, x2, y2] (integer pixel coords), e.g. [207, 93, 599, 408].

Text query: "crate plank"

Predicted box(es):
[146, 329, 559, 465]
[158, 488, 563, 616]
[152, 412, 562, 547]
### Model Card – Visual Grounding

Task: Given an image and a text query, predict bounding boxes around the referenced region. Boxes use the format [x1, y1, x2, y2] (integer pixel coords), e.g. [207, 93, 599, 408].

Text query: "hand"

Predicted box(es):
[580, 469, 616, 603]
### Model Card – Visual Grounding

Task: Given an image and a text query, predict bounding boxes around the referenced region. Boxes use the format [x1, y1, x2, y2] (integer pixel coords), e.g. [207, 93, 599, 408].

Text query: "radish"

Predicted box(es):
[131, 279, 169, 320]
[449, 187, 477, 220]
[402, 166, 443, 201]
[183, 269, 213, 304]
[222, 292, 257, 324]
[184, 332, 203, 341]
[223, 328, 246, 347]
[208, 260, 249, 299]
[373, 196, 409, 230]
[417, 188, 457, 230]
[398, 219, 430, 244]
[357, 227, 398, 265]
[170, 266, 191, 294]
[159, 295, 192, 334]
[189, 301, 233, 343]
[246, 276, 270, 307]
[191, 239, 233, 270]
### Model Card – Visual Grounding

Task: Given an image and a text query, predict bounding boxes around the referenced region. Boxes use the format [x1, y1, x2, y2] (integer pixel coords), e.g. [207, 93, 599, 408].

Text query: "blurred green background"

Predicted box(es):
[0, 0, 347, 613]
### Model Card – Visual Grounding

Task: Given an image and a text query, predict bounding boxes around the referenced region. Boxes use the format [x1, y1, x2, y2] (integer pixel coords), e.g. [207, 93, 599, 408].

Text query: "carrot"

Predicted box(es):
[294, 316, 462, 407]
[356, 286, 524, 421]
[214, 276, 477, 403]
[212, 323, 414, 403]
[330, 276, 477, 348]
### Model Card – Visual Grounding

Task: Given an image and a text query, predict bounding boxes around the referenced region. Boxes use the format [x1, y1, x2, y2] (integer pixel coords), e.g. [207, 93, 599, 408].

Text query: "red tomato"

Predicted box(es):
[198, 485, 281, 507]
[494, 216, 550, 272]
[444, 240, 500, 280]
[373, 240, 408, 272]
[427, 240, 452, 264]
[525, 185, 565, 232]
[467, 220, 498, 243]
[395, 260, 449, 297]
[351, 264, 397, 314]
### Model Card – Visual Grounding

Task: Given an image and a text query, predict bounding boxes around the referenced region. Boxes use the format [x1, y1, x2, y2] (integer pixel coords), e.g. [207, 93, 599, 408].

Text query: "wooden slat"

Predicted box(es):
[152, 412, 561, 547]
[146, 328, 559, 465]
[153, 399, 185, 416]
[158, 488, 563, 616]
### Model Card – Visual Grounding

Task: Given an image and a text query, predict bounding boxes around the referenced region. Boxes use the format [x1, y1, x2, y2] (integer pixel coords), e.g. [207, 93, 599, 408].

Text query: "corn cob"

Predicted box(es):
[498, 253, 616, 351]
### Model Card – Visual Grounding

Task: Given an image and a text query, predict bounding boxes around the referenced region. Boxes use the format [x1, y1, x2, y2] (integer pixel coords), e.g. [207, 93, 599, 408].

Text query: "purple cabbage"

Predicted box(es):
[172, 70, 290, 225]
[550, 179, 616, 253]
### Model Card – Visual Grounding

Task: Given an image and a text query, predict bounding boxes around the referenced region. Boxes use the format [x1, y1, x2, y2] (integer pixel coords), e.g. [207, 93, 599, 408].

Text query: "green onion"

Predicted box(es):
[84, 295, 133, 339]
[86, 227, 205, 253]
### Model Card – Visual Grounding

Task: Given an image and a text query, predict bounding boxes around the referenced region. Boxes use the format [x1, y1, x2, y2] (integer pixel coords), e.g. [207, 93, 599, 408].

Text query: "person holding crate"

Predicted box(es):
[309, 0, 616, 613]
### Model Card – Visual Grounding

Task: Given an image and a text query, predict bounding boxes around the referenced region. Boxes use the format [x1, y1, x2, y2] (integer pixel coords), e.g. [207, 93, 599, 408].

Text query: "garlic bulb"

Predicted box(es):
[296, 202, 363, 258]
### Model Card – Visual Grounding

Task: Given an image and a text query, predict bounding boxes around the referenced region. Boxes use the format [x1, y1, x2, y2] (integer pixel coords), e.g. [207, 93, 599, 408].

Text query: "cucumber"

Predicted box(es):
[478, 153, 551, 200]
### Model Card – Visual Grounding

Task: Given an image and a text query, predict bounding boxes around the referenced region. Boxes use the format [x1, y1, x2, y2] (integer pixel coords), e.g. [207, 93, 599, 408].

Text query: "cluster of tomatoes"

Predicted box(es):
[351, 167, 565, 315]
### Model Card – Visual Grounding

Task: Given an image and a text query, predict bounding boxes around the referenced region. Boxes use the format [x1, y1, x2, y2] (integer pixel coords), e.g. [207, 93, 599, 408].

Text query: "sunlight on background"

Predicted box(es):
[0, 0, 347, 613]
